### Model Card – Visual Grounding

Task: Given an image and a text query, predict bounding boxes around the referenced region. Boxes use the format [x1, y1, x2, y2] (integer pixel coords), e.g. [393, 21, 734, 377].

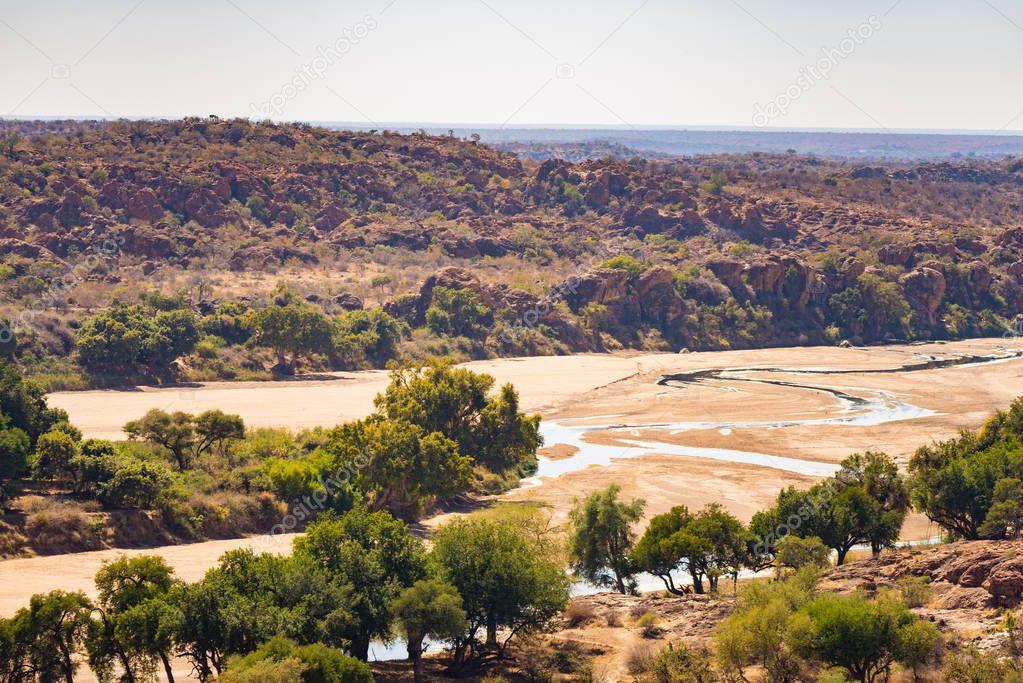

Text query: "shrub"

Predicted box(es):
[897, 576, 933, 608]
[643, 643, 718, 683]
[598, 254, 646, 276]
[626, 643, 658, 675]
[97, 461, 173, 509]
[634, 611, 661, 638]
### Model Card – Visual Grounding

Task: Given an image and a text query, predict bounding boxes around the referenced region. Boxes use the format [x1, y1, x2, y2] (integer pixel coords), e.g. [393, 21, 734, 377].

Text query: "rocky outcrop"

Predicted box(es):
[819, 540, 1023, 608]
[127, 189, 164, 222]
[636, 266, 687, 328]
[900, 267, 946, 327]
[707, 259, 744, 291]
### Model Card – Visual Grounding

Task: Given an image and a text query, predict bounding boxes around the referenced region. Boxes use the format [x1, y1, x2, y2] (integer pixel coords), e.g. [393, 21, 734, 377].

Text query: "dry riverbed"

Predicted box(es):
[3, 338, 1018, 620]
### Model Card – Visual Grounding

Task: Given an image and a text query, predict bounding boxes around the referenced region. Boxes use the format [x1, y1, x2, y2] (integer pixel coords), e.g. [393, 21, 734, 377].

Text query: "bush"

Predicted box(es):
[643, 643, 718, 683]
[634, 611, 661, 638]
[30, 429, 78, 481]
[897, 576, 933, 608]
[564, 601, 597, 628]
[598, 254, 646, 276]
[97, 461, 173, 509]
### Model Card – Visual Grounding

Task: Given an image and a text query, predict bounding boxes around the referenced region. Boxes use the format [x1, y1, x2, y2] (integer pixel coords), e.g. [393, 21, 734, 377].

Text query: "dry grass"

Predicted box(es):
[24, 499, 104, 553]
[564, 601, 598, 628]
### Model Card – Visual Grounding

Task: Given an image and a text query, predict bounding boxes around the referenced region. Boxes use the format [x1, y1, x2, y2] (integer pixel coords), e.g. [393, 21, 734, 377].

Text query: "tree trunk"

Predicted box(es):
[160, 651, 175, 683]
[486, 612, 498, 648]
[691, 573, 704, 594]
[352, 633, 371, 661]
[408, 638, 424, 683]
[837, 546, 849, 565]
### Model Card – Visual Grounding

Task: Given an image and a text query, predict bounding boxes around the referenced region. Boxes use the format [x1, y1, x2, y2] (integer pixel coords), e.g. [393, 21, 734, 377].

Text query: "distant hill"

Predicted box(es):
[320, 124, 1023, 161]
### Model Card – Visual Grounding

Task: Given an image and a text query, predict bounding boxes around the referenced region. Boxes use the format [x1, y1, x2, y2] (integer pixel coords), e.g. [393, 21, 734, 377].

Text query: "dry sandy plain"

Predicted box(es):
[4, 338, 1023, 623]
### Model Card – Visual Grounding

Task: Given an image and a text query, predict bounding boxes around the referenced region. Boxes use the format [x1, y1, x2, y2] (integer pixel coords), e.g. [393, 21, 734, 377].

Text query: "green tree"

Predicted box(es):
[0, 360, 68, 441]
[31, 429, 79, 481]
[327, 417, 472, 520]
[774, 535, 830, 575]
[979, 477, 1023, 539]
[714, 567, 819, 683]
[568, 484, 645, 594]
[87, 556, 181, 683]
[0, 425, 30, 505]
[908, 404, 1023, 540]
[375, 358, 542, 477]
[6, 591, 94, 683]
[432, 513, 570, 665]
[391, 579, 467, 683]
[125, 409, 196, 470]
[193, 409, 246, 460]
[631, 506, 695, 595]
[334, 308, 406, 367]
[835, 451, 910, 555]
[76, 303, 199, 376]
[254, 303, 334, 373]
[425, 287, 490, 338]
[293, 506, 427, 660]
[96, 460, 172, 509]
[789, 593, 939, 683]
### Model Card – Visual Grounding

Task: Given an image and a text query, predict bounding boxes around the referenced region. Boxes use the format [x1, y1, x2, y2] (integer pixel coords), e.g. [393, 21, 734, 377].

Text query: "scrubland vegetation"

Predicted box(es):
[1, 120, 1021, 390]
[4, 346, 1023, 679]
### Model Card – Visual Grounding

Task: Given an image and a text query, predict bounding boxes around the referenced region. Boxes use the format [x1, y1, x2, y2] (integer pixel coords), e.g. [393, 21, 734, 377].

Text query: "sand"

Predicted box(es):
[4, 338, 1020, 622]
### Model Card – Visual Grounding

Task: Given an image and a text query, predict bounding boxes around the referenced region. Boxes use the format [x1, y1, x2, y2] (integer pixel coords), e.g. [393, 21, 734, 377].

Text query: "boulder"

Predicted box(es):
[707, 258, 745, 290]
[636, 266, 686, 328]
[127, 188, 164, 222]
[879, 243, 914, 267]
[983, 555, 1023, 604]
[900, 267, 946, 327]
[332, 292, 364, 311]
[745, 259, 786, 298]
[966, 261, 992, 296]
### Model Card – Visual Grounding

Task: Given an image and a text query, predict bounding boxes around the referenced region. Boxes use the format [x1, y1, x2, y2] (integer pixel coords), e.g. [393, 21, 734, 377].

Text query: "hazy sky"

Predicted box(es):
[2, 0, 1023, 131]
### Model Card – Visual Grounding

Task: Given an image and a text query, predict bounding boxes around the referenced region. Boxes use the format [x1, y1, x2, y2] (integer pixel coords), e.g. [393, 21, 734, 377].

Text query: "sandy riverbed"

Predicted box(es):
[4, 338, 1019, 621]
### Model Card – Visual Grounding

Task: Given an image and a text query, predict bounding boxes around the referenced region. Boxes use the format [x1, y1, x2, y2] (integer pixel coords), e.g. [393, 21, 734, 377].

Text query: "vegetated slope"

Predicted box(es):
[1, 118, 1022, 386]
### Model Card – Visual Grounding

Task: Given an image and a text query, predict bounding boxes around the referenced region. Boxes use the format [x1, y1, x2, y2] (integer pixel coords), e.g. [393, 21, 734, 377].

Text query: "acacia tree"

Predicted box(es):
[568, 484, 646, 594]
[125, 409, 196, 470]
[631, 506, 695, 594]
[124, 408, 245, 470]
[391, 579, 467, 683]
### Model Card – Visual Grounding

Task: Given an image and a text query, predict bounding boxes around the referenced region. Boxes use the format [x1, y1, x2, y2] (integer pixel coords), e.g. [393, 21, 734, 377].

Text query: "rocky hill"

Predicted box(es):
[1, 118, 1022, 385]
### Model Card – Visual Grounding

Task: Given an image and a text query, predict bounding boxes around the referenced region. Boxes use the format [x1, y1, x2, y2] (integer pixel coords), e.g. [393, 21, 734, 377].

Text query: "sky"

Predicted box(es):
[2, 0, 1023, 132]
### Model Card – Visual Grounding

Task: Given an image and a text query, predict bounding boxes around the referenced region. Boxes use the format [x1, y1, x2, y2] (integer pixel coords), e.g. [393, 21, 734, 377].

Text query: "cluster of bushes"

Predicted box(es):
[67, 285, 409, 382]
[1, 357, 542, 555]
[1, 504, 570, 683]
